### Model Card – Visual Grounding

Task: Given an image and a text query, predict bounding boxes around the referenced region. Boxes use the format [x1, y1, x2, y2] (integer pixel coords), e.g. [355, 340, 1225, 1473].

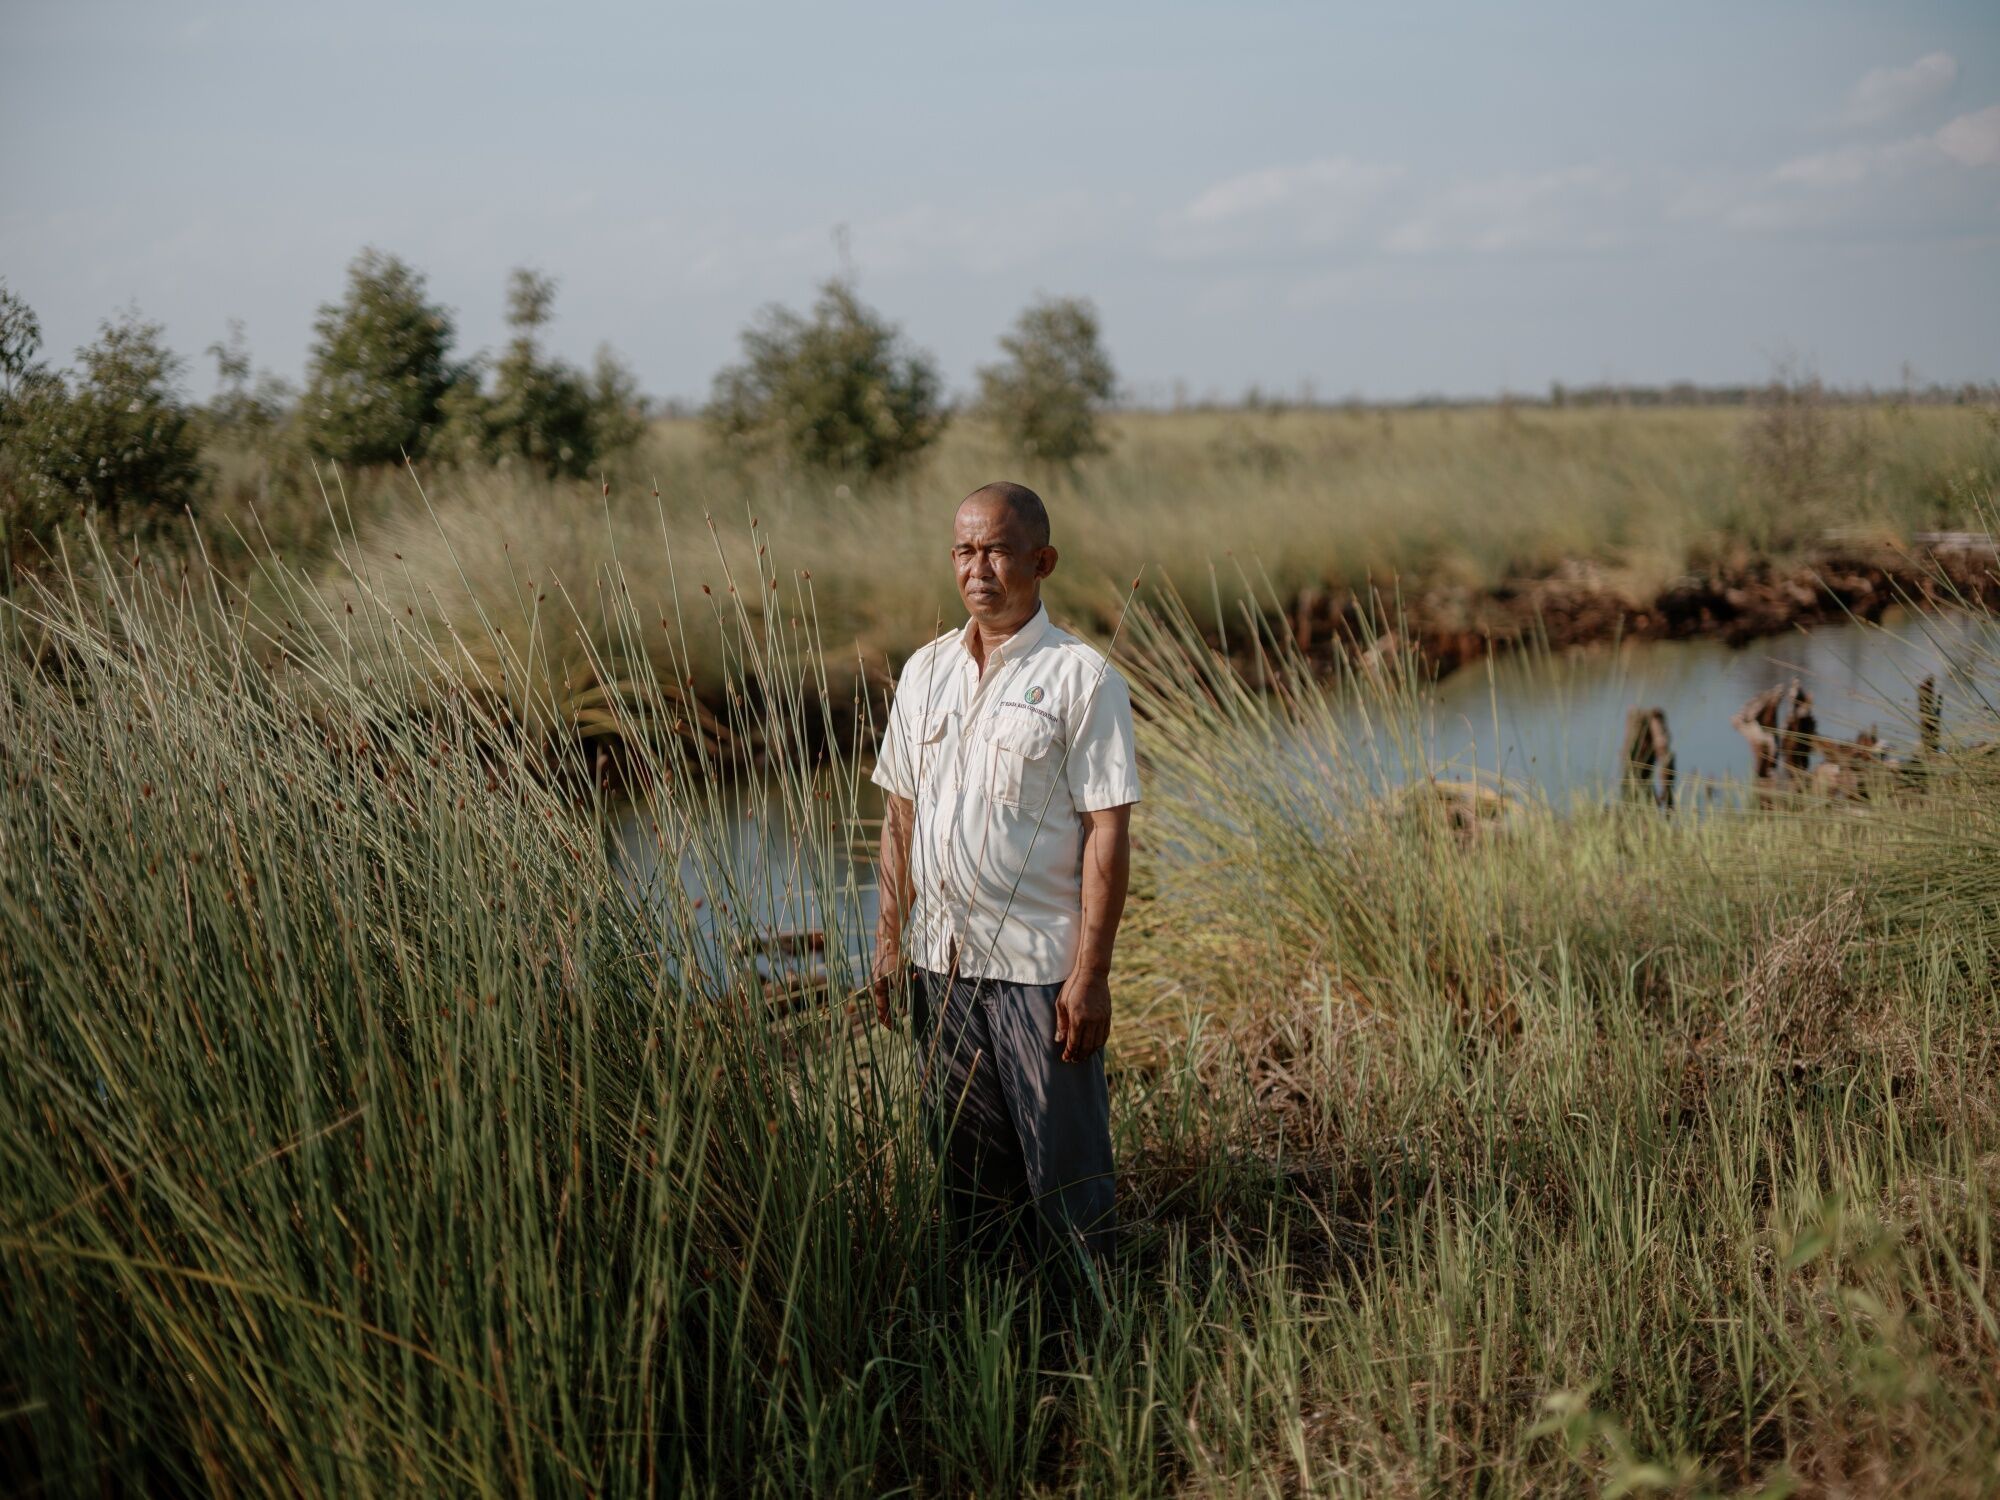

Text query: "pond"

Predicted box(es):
[1414, 608, 1998, 804]
[616, 609, 2000, 968]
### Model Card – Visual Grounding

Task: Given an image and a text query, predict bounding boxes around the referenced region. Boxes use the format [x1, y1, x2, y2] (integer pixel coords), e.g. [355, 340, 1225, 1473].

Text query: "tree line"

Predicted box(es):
[0, 252, 1118, 562]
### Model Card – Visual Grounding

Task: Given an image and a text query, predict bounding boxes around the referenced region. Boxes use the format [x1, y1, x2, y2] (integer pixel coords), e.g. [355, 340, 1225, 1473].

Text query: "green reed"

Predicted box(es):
[2, 510, 1997, 1494]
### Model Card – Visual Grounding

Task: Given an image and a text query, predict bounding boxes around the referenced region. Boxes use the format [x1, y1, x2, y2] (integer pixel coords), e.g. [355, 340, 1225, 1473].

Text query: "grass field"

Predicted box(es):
[183, 398, 2000, 725]
[3, 517, 1997, 1494]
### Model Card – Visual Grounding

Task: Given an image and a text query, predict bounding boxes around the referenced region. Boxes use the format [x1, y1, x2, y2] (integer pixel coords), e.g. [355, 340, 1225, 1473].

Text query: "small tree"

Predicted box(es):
[204, 319, 294, 439]
[439, 270, 648, 477]
[485, 269, 597, 476]
[0, 281, 57, 556]
[977, 295, 1117, 466]
[300, 249, 461, 467]
[587, 343, 648, 461]
[2, 309, 204, 549]
[0, 281, 44, 405]
[707, 277, 946, 475]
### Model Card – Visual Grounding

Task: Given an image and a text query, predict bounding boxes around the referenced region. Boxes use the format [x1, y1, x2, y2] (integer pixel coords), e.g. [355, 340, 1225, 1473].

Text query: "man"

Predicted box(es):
[868, 481, 1139, 1263]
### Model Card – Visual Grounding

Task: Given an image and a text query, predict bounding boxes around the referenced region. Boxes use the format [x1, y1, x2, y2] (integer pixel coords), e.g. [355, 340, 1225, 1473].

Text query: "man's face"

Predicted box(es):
[952, 498, 1055, 628]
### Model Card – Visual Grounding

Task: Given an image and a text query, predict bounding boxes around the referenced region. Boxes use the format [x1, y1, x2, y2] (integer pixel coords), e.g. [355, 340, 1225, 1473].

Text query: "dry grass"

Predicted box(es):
[4, 448, 2000, 1491]
[174, 398, 2000, 725]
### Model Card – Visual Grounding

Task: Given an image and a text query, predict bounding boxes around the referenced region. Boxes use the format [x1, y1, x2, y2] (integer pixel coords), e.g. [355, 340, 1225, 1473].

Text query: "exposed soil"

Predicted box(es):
[1271, 539, 2000, 679]
[582, 539, 1999, 792]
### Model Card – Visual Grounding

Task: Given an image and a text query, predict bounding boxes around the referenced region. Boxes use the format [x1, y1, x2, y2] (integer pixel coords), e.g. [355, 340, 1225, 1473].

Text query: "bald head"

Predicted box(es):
[960, 481, 1050, 550]
[952, 480, 1057, 634]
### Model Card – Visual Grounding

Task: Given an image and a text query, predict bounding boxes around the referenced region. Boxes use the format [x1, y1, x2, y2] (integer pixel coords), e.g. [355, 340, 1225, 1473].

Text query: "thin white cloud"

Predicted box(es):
[1162, 157, 1404, 259]
[1843, 51, 1957, 126]
[1774, 137, 1935, 188]
[1733, 56, 1986, 231]
[1936, 103, 2000, 168]
[1767, 104, 2000, 192]
[1384, 167, 1624, 255]
[1680, 92, 2000, 239]
[1181, 158, 1402, 225]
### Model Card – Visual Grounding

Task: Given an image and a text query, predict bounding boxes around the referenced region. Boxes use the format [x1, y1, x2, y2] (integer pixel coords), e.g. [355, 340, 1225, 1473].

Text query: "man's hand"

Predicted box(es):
[1058, 804, 1130, 1063]
[871, 793, 915, 1029]
[870, 941, 905, 1029]
[1054, 969, 1112, 1063]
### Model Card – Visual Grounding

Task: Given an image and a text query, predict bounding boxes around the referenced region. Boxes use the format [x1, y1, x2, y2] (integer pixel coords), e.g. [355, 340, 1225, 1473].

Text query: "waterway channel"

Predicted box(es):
[616, 610, 2000, 971]
[1380, 606, 1997, 803]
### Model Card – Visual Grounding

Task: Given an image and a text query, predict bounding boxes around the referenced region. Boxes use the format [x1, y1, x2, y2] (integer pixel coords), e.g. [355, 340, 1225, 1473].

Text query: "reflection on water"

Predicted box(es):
[616, 788, 881, 979]
[617, 610, 2000, 954]
[1414, 609, 1999, 802]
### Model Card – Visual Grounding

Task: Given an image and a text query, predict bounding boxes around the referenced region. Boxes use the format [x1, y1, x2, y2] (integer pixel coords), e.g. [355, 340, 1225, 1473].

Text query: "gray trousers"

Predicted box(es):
[913, 967, 1117, 1261]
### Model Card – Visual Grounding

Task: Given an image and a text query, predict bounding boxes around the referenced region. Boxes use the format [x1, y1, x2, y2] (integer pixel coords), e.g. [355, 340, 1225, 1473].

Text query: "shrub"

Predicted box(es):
[0, 281, 54, 557]
[1743, 375, 1832, 516]
[202, 319, 295, 441]
[436, 270, 648, 478]
[1741, 372, 1878, 550]
[977, 295, 1117, 466]
[0, 280, 42, 404]
[586, 343, 649, 462]
[494, 270, 596, 474]
[706, 276, 946, 476]
[300, 249, 462, 468]
[1, 303, 204, 555]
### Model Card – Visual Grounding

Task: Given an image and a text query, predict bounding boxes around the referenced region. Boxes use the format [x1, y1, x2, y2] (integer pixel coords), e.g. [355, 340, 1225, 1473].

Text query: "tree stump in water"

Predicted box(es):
[1781, 688, 1817, 778]
[1293, 585, 1326, 651]
[1732, 681, 1793, 801]
[1812, 726, 1885, 801]
[1621, 706, 1675, 809]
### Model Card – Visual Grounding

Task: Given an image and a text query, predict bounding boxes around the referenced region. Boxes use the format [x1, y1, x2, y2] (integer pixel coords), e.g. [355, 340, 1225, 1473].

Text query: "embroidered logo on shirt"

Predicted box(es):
[1023, 685, 1045, 704]
[1001, 697, 1061, 726]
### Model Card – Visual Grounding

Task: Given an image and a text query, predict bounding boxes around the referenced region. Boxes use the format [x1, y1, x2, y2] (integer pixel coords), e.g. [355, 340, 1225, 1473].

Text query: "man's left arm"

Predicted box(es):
[1055, 803, 1131, 1062]
[1054, 664, 1141, 1063]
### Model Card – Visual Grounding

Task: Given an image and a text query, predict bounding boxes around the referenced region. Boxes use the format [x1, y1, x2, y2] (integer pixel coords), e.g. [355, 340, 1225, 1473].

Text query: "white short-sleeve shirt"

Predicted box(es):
[871, 603, 1141, 984]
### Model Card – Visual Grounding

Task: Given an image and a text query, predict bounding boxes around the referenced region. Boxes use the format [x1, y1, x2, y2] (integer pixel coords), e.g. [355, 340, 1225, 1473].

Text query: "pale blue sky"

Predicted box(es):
[3, 0, 1996, 403]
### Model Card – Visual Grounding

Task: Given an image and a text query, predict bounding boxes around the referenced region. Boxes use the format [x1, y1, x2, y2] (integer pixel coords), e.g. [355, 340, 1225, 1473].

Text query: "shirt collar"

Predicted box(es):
[956, 602, 1052, 670]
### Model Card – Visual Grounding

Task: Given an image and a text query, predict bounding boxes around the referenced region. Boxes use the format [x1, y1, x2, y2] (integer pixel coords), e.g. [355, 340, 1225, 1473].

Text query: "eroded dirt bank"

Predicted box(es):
[1266, 540, 2000, 679]
[590, 539, 1998, 788]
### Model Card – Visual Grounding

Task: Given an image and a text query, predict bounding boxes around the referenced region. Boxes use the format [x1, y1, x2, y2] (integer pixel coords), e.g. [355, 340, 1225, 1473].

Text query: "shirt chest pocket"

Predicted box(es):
[912, 710, 952, 792]
[981, 711, 1062, 811]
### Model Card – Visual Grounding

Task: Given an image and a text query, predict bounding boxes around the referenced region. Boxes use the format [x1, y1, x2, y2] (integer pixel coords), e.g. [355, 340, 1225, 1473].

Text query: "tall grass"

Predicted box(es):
[3, 512, 1998, 1493]
[183, 399, 2000, 720]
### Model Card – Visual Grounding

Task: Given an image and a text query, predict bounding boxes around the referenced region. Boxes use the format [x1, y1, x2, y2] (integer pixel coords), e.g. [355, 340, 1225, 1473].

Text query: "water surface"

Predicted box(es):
[1415, 610, 1998, 803]
[617, 611, 2000, 962]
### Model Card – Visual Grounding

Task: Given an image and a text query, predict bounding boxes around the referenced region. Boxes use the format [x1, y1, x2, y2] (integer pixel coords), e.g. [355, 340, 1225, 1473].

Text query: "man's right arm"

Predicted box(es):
[871, 792, 916, 1027]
